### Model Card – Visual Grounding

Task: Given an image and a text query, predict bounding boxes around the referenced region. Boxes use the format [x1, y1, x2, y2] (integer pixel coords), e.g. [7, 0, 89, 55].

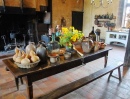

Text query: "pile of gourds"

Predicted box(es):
[13, 47, 40, 65]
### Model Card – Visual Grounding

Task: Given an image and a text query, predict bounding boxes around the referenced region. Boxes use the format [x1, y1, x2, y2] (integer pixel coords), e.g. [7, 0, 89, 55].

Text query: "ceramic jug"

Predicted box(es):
[25, 42, 36, 54]
[36, 41, 47, 63]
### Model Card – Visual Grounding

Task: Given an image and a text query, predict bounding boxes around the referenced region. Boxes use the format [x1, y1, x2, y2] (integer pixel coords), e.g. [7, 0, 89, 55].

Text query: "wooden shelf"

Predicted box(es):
[95, 18, 116, 22]
[97, 19, 110, 22]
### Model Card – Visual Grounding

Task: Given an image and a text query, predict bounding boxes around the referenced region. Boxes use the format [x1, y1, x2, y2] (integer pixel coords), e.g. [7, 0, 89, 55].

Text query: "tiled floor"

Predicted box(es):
[0, 45, 130, 99]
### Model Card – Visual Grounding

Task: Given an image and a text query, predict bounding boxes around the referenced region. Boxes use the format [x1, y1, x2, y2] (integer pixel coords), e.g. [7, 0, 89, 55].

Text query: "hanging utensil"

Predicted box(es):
[1, 35, 7, 46]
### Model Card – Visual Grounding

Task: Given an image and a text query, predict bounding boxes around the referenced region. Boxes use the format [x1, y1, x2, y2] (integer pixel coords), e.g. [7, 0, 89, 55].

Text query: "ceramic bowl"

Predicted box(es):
[64, 52, 71, 59]
[48, 53, 59, 63]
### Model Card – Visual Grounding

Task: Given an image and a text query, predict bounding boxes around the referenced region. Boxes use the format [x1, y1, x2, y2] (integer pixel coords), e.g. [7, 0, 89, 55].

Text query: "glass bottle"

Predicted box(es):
[55, 25, 61, 42]
[46, 33, 60, 55]
[89, 26, 97, 41]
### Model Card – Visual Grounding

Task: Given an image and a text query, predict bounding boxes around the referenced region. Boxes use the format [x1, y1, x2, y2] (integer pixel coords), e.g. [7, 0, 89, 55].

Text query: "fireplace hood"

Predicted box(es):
[0, 0, 41, 14]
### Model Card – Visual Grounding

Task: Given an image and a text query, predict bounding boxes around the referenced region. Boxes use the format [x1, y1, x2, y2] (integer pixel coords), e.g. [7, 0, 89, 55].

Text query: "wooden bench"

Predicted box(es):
[37, 64, 123, 99]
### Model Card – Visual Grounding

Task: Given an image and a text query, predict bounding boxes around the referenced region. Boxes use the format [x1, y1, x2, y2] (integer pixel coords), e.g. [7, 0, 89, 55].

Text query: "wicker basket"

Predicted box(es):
[15, 60, 40, 69]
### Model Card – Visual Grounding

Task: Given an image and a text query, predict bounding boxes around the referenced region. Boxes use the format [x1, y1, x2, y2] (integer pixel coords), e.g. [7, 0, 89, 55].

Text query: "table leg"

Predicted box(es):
[26, 78, 33, 99]
[27, 84, 33, 99]
[118, 67, 122, 82]
[104, 53, 108, 68]
[20, 77, 23, 84]
[15, 78, 19, 90]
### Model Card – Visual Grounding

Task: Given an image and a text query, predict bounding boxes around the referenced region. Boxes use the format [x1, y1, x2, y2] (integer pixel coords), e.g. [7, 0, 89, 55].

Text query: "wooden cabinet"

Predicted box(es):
[105, 31, 129, 47]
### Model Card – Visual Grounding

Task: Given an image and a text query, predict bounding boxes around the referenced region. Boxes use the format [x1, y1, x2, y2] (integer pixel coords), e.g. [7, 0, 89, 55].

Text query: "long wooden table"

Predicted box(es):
[3, 47, 112, 99]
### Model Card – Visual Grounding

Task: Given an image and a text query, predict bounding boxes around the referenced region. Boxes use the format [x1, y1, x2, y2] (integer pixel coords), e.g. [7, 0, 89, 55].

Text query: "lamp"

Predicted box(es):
[91, 0, 113, 8]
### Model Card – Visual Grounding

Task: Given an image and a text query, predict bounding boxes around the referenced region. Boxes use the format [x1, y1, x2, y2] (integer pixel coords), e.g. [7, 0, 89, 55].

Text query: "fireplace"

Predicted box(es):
[0, 12, 51, 51]
[0, 14, 35, 51]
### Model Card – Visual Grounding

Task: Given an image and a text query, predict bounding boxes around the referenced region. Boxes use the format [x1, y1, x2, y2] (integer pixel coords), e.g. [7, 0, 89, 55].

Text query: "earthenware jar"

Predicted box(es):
[25, 42, 36, 54]
[36, 41, 47, 63]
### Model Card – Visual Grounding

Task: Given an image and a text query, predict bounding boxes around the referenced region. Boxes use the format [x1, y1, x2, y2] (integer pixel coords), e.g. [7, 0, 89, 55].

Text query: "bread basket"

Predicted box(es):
[15, 60, 40, 69]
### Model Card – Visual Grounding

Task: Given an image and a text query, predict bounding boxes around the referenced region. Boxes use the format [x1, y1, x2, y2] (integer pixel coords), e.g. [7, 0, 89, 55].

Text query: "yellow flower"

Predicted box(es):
[62, 27, 69, 34]
[73, 29, 78, 34]
[60, 26, 84, 47]
[71, 36, 77, 42]
[68, 42, 72, 46]
[69, 26, 73, 30]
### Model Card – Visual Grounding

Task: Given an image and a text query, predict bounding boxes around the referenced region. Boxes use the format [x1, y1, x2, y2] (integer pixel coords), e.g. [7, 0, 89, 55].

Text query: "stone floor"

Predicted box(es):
[0, 45, 130, 99]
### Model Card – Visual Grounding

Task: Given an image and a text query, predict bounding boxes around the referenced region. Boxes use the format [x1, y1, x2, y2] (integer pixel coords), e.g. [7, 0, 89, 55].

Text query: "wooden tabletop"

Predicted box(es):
[2, 47, 112, 78]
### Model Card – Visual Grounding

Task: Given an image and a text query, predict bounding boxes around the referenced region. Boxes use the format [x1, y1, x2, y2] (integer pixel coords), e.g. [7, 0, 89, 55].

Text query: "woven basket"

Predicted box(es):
[15, 60, 40, 69]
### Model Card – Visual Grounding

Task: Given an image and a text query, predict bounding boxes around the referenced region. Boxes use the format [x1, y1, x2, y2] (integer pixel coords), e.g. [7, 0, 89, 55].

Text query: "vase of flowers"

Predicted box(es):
[59, 26, 84, 51]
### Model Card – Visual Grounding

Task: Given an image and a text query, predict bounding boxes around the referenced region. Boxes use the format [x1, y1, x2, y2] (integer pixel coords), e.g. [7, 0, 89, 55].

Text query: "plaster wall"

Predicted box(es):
[4, 0, 21, 7]
[83, 0, 120, 39]
[52, 0, 83, 28]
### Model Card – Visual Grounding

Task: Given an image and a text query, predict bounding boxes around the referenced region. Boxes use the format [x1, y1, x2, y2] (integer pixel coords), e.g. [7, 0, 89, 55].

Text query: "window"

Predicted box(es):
[123, 0, 130, 28]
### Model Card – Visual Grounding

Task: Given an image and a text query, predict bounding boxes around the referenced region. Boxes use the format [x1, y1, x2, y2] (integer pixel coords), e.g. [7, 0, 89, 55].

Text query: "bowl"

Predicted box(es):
[64, 52, 71, 59]
[15, 60, 40, 69]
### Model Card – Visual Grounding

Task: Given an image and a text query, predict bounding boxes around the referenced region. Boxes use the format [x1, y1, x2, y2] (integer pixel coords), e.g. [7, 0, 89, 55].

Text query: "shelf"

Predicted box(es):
[97, 19, 110, 22]
[95, 18, 116, 22]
